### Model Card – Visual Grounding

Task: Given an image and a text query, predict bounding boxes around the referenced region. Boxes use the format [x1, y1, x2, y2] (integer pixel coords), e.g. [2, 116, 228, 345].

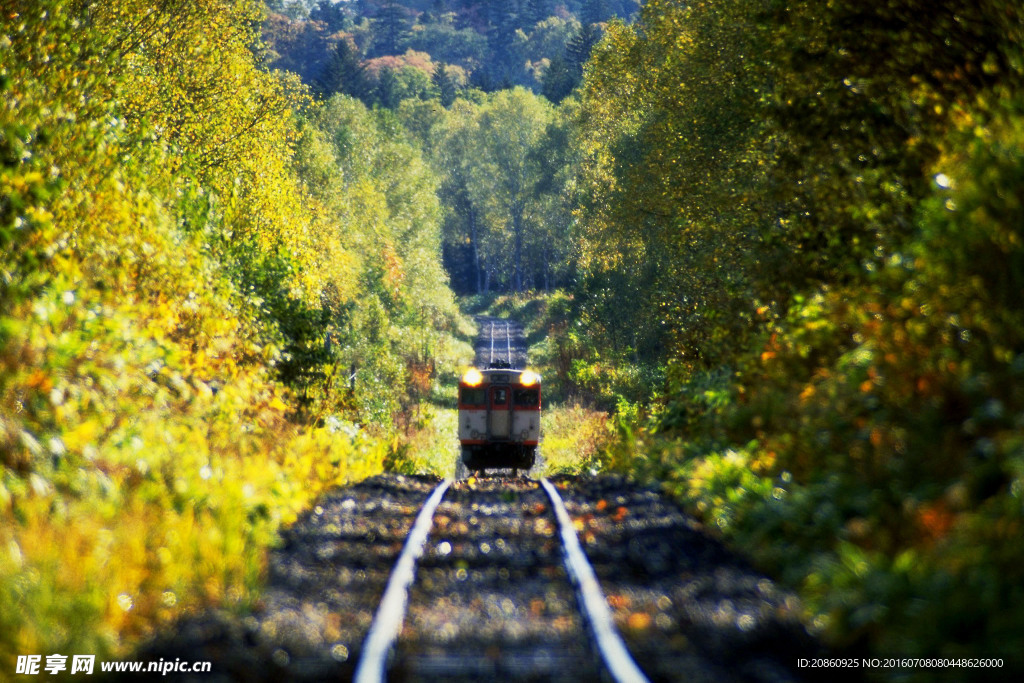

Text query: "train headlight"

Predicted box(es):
[462, 367, 483, 386]
[520, 370, 539, 387]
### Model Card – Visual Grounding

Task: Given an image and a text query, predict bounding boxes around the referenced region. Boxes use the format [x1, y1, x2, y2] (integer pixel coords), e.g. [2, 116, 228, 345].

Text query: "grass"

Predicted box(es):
[394, 406, 462, 479]
[537, 403, 610, 476]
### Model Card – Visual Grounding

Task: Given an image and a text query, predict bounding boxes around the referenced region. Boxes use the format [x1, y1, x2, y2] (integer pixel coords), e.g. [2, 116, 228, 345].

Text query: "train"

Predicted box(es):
[458, 365, 541, 473]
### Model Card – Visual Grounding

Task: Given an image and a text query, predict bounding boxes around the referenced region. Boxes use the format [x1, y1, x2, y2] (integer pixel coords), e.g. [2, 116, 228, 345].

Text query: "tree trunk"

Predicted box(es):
[512, 206, 524, 293]
[470, 206, 482, 295]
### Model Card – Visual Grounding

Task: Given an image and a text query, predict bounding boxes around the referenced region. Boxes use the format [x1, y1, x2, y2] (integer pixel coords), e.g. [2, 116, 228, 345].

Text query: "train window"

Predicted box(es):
[514, 389, 539, 407]
[460, 387, 486, 406]
[492, 388, 508, 405]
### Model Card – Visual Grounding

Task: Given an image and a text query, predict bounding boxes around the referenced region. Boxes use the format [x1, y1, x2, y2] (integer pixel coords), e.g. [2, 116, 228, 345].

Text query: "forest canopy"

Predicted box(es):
[263, 0, 638, 105]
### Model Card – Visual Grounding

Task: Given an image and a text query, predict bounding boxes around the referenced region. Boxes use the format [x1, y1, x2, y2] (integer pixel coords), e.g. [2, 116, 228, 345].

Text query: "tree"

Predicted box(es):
[467, 89, 555, 292]
[565, 22, 601, 77]
[758, 0, 1024, 295]
[304, 94, 456, 417]
[412, 89, 568, 294]
[528, 103, 575, 290]
[521, 15, 580, 64]
[571, 0, 770, 368]
[402, 19, 488, 70]
[541, 54, 575, 103]
[481, 20, 529, 89]
[310, 0, 350, 31]
[429, 100, 489, 293]
[376, 1, 411, 55]
[374, 64, 433, 108]
[432, 61, 458, 107]
[525, 0, 552, 27]
[583, 0, 612, 26]
[316, 38, 371, 100]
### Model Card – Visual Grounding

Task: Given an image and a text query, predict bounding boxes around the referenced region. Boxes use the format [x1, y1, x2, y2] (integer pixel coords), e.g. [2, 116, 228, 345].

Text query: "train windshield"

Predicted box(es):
[514, 388, 539, 407]
[460, 387, 486, 406]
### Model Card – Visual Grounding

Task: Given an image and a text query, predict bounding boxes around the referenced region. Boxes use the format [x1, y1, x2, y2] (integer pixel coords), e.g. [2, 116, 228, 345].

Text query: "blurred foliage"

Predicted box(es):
[8, 0, 1024, 671]
[570, 0, 768, 374]
[567, 0, 1024, 671]
[538, 403, 610, 477]
[0, 0, 458, 666]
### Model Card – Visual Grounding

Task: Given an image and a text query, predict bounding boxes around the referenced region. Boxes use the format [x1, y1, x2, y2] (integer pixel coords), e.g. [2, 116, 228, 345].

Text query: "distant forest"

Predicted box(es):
[263, 0, 641, 105]
[262, 0, 637, 295]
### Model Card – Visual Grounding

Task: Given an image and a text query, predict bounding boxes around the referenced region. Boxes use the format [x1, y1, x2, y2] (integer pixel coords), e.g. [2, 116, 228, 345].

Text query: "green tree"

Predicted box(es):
[429, 100, 489, 293]
[375, 64, 434, 108]
[583, 0, 611, 26]
[529, 101, 576, 290]
[300, 94, 456, 419]
[570, 0, 1024, 666]
[402, 18, 488, 71]
[316, 38, 372, 100]
[468, 89, 556, 292]
[432, 61, 458, 107]
[565, 23, 602, 77]
[310, 0, 350, 31]
[403, 88, 569, 294]
[757, 0, 1024, 296]
[541, 54, 575, 103]
[522, 15, 581, 64]
[376, 1, 411, 55]
[525, 0, 552, 27]
[572, 0, 769, 369]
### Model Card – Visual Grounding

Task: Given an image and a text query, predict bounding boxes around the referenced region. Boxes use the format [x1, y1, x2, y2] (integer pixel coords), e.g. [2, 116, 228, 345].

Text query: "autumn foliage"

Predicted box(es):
[567, 0, 1024, 667]
[1, 0, 456, 665]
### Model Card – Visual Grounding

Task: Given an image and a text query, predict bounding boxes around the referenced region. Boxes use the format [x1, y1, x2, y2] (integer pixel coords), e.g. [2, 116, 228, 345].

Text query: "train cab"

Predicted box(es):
[458, 367, 541, 472]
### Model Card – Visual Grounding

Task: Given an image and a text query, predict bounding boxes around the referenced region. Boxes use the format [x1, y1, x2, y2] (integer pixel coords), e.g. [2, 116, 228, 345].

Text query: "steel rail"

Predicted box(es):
[489, 320, 496, 367]
[539, 478, 651, 683]
[354, 479, 452, 683]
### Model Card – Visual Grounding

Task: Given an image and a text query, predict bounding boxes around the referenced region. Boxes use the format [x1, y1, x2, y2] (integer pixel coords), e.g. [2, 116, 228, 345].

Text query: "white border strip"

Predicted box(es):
[354, 479, 452, 683]
[540, 478, 651, 683]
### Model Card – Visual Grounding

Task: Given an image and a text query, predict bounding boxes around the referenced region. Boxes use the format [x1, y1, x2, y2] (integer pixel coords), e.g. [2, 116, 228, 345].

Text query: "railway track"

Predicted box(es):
[474, 316, 526, 370]
[356, 477, 647, 682]
[138, 475, 821, 683]
[134, 318, 825, 681]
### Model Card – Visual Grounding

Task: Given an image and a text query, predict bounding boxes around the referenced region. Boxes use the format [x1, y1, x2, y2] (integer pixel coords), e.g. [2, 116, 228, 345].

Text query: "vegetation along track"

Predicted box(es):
[134, 474, 826, 682]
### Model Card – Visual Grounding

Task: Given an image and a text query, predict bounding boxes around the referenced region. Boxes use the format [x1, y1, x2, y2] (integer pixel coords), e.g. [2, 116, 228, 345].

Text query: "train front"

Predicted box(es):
[458, 367, 541, 473]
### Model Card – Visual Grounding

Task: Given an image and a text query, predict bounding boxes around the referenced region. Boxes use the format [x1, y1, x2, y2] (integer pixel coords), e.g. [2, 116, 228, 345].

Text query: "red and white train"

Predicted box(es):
[458, 366, 541, 473]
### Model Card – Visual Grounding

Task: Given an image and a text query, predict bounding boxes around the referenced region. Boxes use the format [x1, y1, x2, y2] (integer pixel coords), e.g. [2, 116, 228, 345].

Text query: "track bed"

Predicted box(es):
[134, 474, 826, 682]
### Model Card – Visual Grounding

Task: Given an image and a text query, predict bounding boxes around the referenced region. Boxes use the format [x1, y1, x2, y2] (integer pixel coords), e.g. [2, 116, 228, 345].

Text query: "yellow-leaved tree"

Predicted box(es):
[0, 0, 421, 665]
